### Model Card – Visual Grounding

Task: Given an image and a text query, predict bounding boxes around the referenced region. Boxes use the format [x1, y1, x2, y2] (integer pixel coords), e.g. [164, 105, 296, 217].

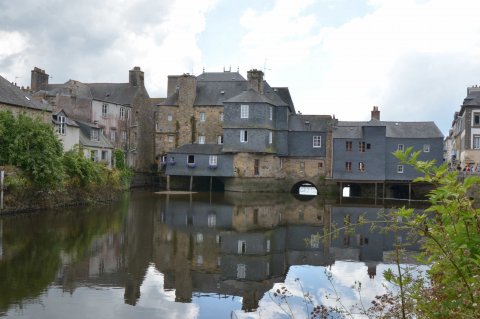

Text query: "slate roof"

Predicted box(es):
[0, 75, 52, 111]
[52, 110, 79, 127]
[169, 144, 224, 155]
[289, 115, 332, 131]
[333, 120, 443, 139]
[87, 83, 137, 105]
[462, 87, 480, 107]
[159, 71, 293, 109]
[76, 120, 114, 149]
[223, 88, 278, 105]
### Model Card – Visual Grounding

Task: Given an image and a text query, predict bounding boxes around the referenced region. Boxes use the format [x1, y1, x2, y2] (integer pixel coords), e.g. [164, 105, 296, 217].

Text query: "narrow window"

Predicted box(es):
[219, 112, 224, 122]
[398, 144, 404, 151]
[318, 161, 323, 168]
[253, 208, 258, 224]
[121, 130, 127, 143]
[269, 106, 273, 120]
[168, 135, 174, 143]
[268, 131, 273, 144]
[102, 104, 108, 117]
[313, 136, 322, 148]
[120, 107, 125, 120]
[359, 162, 365, 172]
[200, 112, 206, 122]
[208, 214, 216, 227]
[300, 162, 305, 170]
[57, 115, 66, 135]
[101, 150, 108, 161]
[241, 104, 249, 118]
[474, 112, 480, 125]
[217, 135, 223, 145]
[196, 233, 203, 243]
[367, 143, 371, 149]
[91, 129, 99, 141]
[423, 144, 430, 152]
[345, 162, 352, 172]
[198, 135, 205, 144]
[254, 159, 260, 175]
[110, 129, 116, 142]
[188, 155, 195, 164]
[155, 122, 159, 131]
[474, 135, 480, 149]
[167, 114, 173, 122]
[397, 165, 404, 173]
[266, 239, 271, 253]
[359, 141, 366, 152]
[346, 141, 352, 151]
[238, 240, 247, 254]
[240, 130, 248, 142]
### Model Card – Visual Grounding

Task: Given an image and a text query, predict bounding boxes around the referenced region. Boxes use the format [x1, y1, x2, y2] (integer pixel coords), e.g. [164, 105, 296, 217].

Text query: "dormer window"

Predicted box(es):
[91, 128, 99, 141]
[57, 115, 66, 135]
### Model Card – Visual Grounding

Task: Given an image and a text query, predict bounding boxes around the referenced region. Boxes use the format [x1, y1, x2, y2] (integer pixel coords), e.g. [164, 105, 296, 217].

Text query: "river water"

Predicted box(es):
[0, 191, 424, 318]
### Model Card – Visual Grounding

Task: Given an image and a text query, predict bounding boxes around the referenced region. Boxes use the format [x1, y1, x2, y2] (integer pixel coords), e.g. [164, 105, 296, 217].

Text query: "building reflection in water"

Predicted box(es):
[0, 192, 422, 315]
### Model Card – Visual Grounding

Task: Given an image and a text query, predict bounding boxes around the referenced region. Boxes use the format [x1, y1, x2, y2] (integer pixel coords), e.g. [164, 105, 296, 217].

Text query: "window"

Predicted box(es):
[102, 104, 108, 117]
[397, 165, 404, 173]
[474, 135, 480, 149]
[300, 162, 305, 170]
[208, 214, 216, 227]
[217, 135, 223, 145]
[346, 141, 352, 151]
[90, 150, 97, 161]
[474, 112, 480, 125]
[238, 240, 247, 254]
[359, 141, 366, 152]
[310, 235, 320, 248]
[121, 130, 127, 143]
[155, 122, 159, 131]
[398, 144, 404, 151]
[358, 162, 365, 172]
[209, 155, 217, 166]
[219, 112, 224, 122]
[345, 162, 352, 172]
[57, 115, 66, 135]
[91, 129, 99, 141]
[240, 130, 248, 142]
[268, 131, 273, 144]
[120, 107, 125, 120]
[198, 135, 205, 144]
[313, 136, 321, 148]
[266, 239, 271, 253]
[241, 104, 249, 118]
[200, 112, 206, 122]
[167, 114, 173, 121]
[423, 144, 430, 152]
[110, 129, 116, 143]
[196, 233, 203, 243]
[367, 143, 371, 149]
[237, 264, 246, 279]
[254, 159, 260, 176]
[126, 109, 129, 119]
[101, 150, 108, 161]
[188, 155, 195, 164]
[168, 135, 174, 143]
[269, 106, 273, 120]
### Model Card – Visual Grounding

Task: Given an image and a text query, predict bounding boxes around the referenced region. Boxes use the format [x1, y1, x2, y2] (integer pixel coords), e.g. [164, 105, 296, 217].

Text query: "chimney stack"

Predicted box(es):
[247, 69, 264, 94]
[129, 66, 144, 87]
[371, 106, 380, 120]
[31, 67, 49, 92]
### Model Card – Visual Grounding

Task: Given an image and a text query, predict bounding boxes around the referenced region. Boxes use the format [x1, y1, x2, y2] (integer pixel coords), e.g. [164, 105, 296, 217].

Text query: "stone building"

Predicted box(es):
[446, 86, 480, 170]
[0, 74, 52, 123]
[161, 69, 334, 193]
[30, 67, 154, 172]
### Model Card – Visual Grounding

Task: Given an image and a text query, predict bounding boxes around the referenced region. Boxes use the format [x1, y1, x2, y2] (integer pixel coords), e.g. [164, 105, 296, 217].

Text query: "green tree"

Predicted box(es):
[0, 111, 63, 187]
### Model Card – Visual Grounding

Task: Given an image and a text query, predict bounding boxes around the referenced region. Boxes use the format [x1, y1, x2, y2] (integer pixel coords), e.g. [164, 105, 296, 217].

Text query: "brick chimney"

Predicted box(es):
[247, 69, 264, 94]
[31, 67, 49, 92]
[129, 66, 144, 87]
[371, 106, 380, 120]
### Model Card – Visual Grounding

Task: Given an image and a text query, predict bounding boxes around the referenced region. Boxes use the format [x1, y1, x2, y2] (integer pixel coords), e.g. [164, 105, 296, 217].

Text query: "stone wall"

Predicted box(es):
[194, 107, 224, 144]
[0, 103, 51, 124]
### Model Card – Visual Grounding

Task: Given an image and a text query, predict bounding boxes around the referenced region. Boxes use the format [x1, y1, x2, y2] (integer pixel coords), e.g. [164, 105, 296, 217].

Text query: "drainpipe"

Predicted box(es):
[0, 170, 4, 210]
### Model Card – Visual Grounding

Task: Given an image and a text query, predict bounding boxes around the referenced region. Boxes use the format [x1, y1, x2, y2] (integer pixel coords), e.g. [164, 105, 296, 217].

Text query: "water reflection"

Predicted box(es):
[0, 192, 423, 318]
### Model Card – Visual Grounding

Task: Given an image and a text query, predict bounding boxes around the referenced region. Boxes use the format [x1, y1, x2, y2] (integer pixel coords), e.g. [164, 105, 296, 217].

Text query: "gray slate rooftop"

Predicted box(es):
[223, 88, 278, 105]
[334, 120, 443, 138]
[0, 75, 52, 111]
[289, 115, 332, 131]
[76, 120, 114, 149]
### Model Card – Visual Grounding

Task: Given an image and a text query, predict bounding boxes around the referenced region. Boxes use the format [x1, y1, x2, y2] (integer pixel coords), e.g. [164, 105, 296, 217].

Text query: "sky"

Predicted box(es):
[2, 0, 480, 135]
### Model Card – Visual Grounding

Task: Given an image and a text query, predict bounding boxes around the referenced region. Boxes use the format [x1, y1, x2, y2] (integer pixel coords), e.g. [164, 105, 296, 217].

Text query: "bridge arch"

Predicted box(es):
[291, 180, 318, 196]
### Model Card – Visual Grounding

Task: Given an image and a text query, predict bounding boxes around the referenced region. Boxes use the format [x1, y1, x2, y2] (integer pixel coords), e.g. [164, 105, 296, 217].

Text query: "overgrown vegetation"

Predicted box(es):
[0, 110, 132, 210]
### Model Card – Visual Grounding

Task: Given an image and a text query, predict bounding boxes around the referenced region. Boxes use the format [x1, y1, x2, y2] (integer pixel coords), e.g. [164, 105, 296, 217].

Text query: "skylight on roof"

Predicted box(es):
[25, 96, 30, 100]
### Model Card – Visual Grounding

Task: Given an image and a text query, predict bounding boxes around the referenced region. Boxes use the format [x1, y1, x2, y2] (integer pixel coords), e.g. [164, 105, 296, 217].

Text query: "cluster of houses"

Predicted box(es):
[3, 65, 476, 196]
